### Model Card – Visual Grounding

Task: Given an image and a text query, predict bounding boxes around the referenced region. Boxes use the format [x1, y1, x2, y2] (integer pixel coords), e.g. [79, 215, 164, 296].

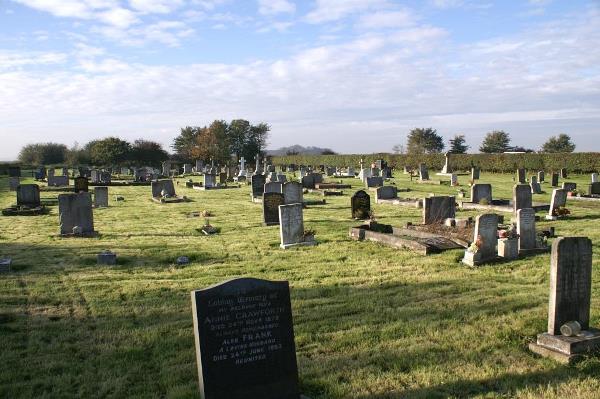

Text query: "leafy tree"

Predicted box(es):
[392, 144, 405, 154]
[130, 139, 169, 167]
[406, 128, 444, 154]
[228, 119, 250, 160]
[171, 126, 200, 161]
[449, 134, 469, 154]
[191, 120, 231, 164]
[242, 122, 270, 164]
[65, 142, 91, 166]
[86, 137, 131, 166]
[18, 142, 67, 164]
[541, 134, 576, 153]
[479, 130, 511, 153]
[509, 146, 535, 153]
[321, 149, 337, 155]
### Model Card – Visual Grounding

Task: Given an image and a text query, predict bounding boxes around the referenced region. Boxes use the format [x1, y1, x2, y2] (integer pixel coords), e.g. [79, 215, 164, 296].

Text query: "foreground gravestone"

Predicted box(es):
[463, 213, 498, 266]
[513, 184, 532, 213]
[251, 174, 266, 199]
[517, 208, 536, 252]
[279, 203, 316, 249]
[263, 192, 285, 226]
[423, 196, 455, 225]
[529, 237, 599, 363]
[547, 188, 568, 220]
[517, 168, 526, 184]
[283, 182, 303, 205]
[351, 190, 371, 219]
[191, 278, 301, 399]
[74, 176, 89, 192]
[375, 186, 398, 201]
[17, 184, 41, 207]
[94, 186, 109, 208]
[58, 192, 95, 236]
[471, 184, 492, 204]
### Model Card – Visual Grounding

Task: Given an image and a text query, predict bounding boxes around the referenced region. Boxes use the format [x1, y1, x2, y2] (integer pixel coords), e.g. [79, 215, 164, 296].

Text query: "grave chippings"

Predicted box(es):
[191, 278, 301, 399]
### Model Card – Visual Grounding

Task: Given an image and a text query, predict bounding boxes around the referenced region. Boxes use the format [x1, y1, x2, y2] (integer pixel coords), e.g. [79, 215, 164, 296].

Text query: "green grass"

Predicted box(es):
[1, 172, 599, 398]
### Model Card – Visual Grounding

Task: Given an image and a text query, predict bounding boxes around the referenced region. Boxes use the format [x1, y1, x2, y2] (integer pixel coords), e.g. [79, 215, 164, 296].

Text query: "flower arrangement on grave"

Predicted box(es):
[569, 189, 580, 197]
[468, 235, 483, 254]
[457, 189, 466, 198]
[200, 217, 217, 235]
[536, 233, 548, 248]
[552, 206, 570, 217]
[201, 210, 213, 217]
[303, 228, 316, 242]
[498, 225, 519, 240]
[368, 210, 377, 222]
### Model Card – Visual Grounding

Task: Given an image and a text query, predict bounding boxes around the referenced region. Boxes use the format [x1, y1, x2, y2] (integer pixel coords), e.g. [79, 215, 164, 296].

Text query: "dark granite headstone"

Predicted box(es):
[8, 166, 21, 177]
[375, 186, 397, 201]
[263, 192, 285, 226]
[301, 174, 315, 189]
[351, 190, 371, 219]
[151, 179, 176, 198]
[561, 182, 577, 192]
[538, 171, 545, 183]
[365, 176, 384, 188]
[17, 184, 40, 207]
[471, 167, 480, 180]
[74, 176, 89, 192]
[560, 168, 568, 179]
[513, 184, 532, 213]
[191, 278, 300, 399]
[517, 168, 526, 184]
[58, 192, 94, 235]
[251, 174, 266, 198]
[471, 184, 492, 204]
[551, 172, 559, 187]
[418, 163, 429, 181]
[588, 182, 600, 196]
[548, 237, 592, 335]
[423, 196, 455, 224]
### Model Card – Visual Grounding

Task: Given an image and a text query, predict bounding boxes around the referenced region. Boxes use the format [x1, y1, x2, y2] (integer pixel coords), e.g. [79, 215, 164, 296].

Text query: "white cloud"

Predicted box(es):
[128, 0, 184, 14]
[258, 0, 295, 15]
[97, 7, 139, 28]
[356, 10, 415, 29]
[305, 0, 389, 24]
[0, 50, 67, 70]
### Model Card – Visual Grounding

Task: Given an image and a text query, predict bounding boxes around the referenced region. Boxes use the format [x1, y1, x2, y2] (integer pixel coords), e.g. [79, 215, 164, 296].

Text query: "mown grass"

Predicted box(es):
[0, 171, 599, 398]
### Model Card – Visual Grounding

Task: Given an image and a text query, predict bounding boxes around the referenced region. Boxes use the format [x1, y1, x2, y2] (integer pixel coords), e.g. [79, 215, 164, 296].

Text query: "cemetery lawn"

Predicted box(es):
[1, 172, 600, 399]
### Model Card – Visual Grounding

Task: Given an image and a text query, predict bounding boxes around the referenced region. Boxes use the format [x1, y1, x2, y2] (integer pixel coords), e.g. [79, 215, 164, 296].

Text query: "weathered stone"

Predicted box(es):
[423, 196, 455, 225]
[517, 168, 526, 184]
[191, 278, 300, 399]
[517, 208, 536, 251]
[151, 179, 177, 198]
[463, 213, 498, 265]
[418, 163, 429, 181]
[375, 186, 398, 201]
[94, 186, 109, 208]
[538, 171, 545, 183]
[58, 192, 94, 235]
[74, 176, 89, 193]
[498, 238, 518, 260]
[351, 190, 370, 219]
[592, 173, 598, 184]
[365, 176, 384, 188]
[264, 181, 283, 194]
[17, 184, 40, 207]
[471, 167, 480, 180]
[9, 177, 20, 191]
[471, 184, 492, 204]
[551, 172, 559, 187]
[251, 174, 266, 198]
[279, 203, 314, 249]
[548, 189, 568, 219]
[263, 192, 285, 226]
[283, 181, 303, 205]
[97, 250, 116, 265]
[561, 182, 577, 192]
[513, 184, 532, 213]
[588, 182, 600, 196]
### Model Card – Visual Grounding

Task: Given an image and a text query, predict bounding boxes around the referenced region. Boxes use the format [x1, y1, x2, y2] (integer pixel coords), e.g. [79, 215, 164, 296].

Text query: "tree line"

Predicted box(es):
[17, 119, 269, 167]
[395, 128, 576, 154]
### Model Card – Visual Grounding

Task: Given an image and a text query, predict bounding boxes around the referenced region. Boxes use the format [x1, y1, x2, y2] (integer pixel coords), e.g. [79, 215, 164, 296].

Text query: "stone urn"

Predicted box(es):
[498, 238, 518, 260]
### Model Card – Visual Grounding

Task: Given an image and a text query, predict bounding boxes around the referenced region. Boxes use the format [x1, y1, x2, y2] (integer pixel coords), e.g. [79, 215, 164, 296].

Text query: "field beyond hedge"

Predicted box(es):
[0, 172, 599, 398]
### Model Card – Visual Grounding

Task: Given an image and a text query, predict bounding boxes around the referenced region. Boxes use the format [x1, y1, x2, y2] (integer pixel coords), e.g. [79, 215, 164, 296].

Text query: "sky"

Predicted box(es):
[0, 0, 599, 160]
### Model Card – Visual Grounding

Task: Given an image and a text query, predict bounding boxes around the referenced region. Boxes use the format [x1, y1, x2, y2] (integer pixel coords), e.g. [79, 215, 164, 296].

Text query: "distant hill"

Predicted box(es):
[266, 145, 336, 156]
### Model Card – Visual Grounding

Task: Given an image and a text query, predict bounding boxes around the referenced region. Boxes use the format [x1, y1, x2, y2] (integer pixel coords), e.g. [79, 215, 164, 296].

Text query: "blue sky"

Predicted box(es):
[0, 0, 599, 160]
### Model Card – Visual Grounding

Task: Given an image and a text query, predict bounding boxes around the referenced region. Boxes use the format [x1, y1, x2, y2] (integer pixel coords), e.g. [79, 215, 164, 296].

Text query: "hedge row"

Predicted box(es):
[272, 153, 600, 173]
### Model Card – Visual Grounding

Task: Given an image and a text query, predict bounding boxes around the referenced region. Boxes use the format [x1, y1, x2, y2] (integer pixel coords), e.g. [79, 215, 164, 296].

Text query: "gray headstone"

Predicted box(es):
[162, 161, 171, 176]
[560, 168, 568, 178]
[74, 176, 89, 193]
[548, 237, 592, 335]
[530, 176, 542, 194]
[17, 184, 40, 207]
[48, 175, 69, 187]
[9, 177, 20, 191]
[441, 152, 451, 173]
[375, 186, 398, 201]
[561, 182, 576, 192]
[183, 163, 192, 174]
[517, 208, 536, 251]
[283, 182, 303, 205]
[58, 192, 94, 235]
[538, 171, 545, 183]
[592, 173, 598, 184]
[471, 167, 480, 180]
[588, 182, 600, 196]
[47, 168, 55, 178]
[549, 188, 568, 217]
[264, 181, 283, 194]
[473, 213, 498, 260]
[513, 184, 532, 213]
[151, 179, 176, 198]
[471, 184, 492, 204]
[191, 278, 299, 399]
[279, 203, 304, 248]
[365, 176, 384, 188]
[423, 196, 455, 225]
[97, 250, 116, 265]
[251, 174, 266, 198]
[263, 192, 285, 225]
[351, 190, 370, 219]
[94, 186, 109, 207]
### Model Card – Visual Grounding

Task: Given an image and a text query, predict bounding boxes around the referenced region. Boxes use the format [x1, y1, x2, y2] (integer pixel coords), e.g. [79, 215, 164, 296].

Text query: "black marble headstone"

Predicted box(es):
[251, 174, 266, 198]
[551, 172, 559, 187]
[263, 192, 285, 226]
[351, 190, 371, 219]
[191, 278, 300, 399]
[74, 176, 89, 192]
